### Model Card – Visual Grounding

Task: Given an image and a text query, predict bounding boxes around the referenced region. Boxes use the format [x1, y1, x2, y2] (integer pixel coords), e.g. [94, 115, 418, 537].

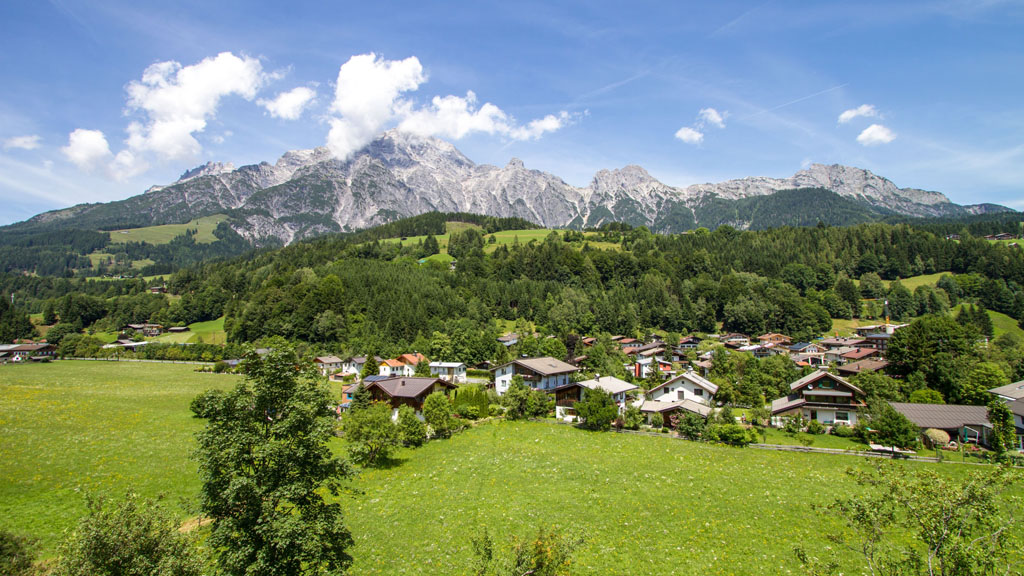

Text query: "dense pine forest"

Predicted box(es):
[6, 213, 1024, 405]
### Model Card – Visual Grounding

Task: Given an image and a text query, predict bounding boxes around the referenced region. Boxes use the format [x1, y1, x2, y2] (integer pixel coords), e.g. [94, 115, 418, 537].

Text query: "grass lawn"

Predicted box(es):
[951, 303, 1024, 340]
[0, 361, 239, 552]
[3, 363, 1021, 574]
[884, 272, 948, 290]
[186, 316, 227, 344]
[757, 426, 867, 450]
[342, 421, 1022, 575]
[107, 214, 229, 245]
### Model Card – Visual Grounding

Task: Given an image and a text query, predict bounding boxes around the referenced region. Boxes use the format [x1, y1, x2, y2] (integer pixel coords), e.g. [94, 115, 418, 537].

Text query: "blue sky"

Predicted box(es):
[2, 0, 1023, 225]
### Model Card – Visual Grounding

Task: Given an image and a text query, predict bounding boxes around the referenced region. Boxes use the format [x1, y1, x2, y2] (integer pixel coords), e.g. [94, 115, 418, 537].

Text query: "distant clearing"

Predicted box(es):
[108, 214, 229, 245]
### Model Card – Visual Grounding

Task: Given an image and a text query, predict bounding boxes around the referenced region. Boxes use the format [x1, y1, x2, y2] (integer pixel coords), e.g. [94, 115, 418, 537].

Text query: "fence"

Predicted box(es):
[66, 357, 214, 366]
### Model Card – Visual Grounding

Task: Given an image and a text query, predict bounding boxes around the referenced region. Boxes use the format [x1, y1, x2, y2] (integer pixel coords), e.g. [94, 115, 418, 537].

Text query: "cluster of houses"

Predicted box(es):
[0, 342, 55, 363]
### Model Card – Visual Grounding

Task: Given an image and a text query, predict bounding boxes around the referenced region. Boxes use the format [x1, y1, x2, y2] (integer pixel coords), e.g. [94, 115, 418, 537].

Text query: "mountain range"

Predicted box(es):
[9, 130, 1011, 245]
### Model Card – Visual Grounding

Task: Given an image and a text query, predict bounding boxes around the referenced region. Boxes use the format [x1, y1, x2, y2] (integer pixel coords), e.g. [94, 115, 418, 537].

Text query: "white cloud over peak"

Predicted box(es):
[857, 123, 896, 145]
[674, 126, 704, 144]
[259, 86, 317, 120]
[838, 104, 878, 124]
[3, 135, 41, 150]
[62, 129, 112, 171]
[63, 52, 268, 180]
[698, 107, 726, 129]
[328, 53, 572, 159]
[327, 53, 426, 160]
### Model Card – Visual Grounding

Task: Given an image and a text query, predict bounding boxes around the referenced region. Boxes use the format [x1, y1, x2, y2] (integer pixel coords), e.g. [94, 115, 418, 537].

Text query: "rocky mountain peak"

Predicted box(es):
[176, 161, 235, 183]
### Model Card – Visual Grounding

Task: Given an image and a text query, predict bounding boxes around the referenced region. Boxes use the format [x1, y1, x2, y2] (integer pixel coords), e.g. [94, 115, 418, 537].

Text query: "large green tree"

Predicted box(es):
[574, 387, 618, 431]
[194, 346, 353, 576]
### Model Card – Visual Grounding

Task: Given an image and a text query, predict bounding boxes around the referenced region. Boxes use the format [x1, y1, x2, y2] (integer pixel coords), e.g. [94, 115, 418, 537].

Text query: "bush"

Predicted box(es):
[575, 388, 618, 431]
[831, 424, 856, 437]
[806, 419, 826, 435]
[783, 414, 806, 435]
[660, 427, 669, 434]
[345, 402, 400, 465]
[397, 405, 426, 448]
[458, 405, 480, 420]
[622, 405, 643, 431]
[189, 389, 223, 419]
[705, 423, 755, 446]
[453, 385, 491, 420]
[488, 403, 504, 417]
[923, 428, 950, 449]
[0, 530, 34, 576]
[676, 412, 706, 440]
[423, 391, 455, 439]
[53, 493, 202, 576]
[853, 420, 873, 443]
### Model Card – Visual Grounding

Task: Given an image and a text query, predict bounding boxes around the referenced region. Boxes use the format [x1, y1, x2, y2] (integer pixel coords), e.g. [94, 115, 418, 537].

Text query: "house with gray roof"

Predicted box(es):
[363, 376, 457, 414]
[770, 370, 866, 427]
[553, 376, 639, 418]
[989, 381, 1024, 402]
[493, 356, 579, 395]
[646, 370, 718, 406]
[888, 402, 996, 447]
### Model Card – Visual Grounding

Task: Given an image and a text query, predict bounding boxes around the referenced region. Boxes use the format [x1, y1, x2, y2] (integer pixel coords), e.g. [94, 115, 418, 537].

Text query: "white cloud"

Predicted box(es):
[259, 86, 317, 120]
[674, 126, 704, 144]
[857, 123, 896, 146]
[698, 107, 726, 129]
[838, 104, 878, 124]
[328, 53, 572, 159]
[509, 111, 572, 140]
[61, 129, 112, 171]
[124, 52, 266, 160]
[327, 53, 426, 159]
[3, 135, 41, 150]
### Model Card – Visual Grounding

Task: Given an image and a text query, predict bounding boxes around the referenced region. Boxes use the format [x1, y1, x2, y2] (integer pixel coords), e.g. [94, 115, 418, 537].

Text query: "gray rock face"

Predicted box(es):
[18, 130, 1009, 243]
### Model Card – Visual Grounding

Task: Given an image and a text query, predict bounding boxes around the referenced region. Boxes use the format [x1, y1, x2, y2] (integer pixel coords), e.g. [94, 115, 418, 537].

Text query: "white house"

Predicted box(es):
[313, 355, 343, 376]
[770, 370, 866, 427]
[646, 370, 718, 405]
[552, 375, 639, 419]
[429, 361, 467, 383]
[379, 359, 414, 377]
[494, 357, 579, 396]
[341, 355, 381, 376]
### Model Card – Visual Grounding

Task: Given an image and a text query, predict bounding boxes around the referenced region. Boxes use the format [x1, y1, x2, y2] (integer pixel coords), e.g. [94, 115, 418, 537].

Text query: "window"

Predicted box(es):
[677, 390, 685, 400]
[836, 411, 849, 422]
[693, 388, 703, 396]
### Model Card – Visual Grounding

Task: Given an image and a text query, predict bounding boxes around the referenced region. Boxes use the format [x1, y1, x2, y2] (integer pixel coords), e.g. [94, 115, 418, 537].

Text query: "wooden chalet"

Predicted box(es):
[363, 376, 457, 413]
[770, 370, 866, 426]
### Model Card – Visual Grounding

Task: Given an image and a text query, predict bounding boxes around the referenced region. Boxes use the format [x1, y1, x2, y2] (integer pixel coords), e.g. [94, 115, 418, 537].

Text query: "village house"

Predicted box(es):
[553, 376, 639, 419]
[125, 323, 163, 337]
[379, 358, 414, 378]
[646, 370, 718, 405]
[640, 399, 712, 428]
[493, 356, 579, 395]
[989, 381, 1024, 403]
[363, 376, 457, 415]
[341, 355, 381, 376]
[677, 335, 703, 350]
[770, 370, 866, 427]
[818, 336, 867, 349]
[757, 333, 792, 346]
[397, 352, 428, 367]
[429, 361, 467, 383]
[823, 346, 858, 365]
[836, 358, 889, 377]
[862, 332, 893, 354]
[630, 356, 675, 380]
[889, 402, 998, 447]
[313, 355, 343, 376]
[0, 342, 56, 363]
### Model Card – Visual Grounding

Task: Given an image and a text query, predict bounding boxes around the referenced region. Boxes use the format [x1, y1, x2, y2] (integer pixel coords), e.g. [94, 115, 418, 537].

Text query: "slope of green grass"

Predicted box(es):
[0, 361, 239, 551]
[3, 362, 1020, 573]
[108, 214, 229, 245]
[884, 272, 947, 290]
[951, 303, 1024, 340]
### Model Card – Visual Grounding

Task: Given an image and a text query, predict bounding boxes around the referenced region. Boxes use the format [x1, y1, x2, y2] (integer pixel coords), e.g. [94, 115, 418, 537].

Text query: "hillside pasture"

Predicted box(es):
[4, 360, 1021, 574]
[0, 361, 238, 552]
[107, 214, 229, 245]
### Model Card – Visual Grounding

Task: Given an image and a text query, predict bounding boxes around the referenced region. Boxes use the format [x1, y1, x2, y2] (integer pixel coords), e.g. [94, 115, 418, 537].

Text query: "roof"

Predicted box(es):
[640, 399, 712, 417]
[362, 375, 389, 383]
[365, 377, 455, 399]
[381, 359, 406, 368]
[771, 395, 806, 415]
[0, 343, 53, 352]
[430, 361, 465, 369]
[819, 337, 866, 348]
[788, 342, 817, 351]
[345, 355, 381, 364]
[649, 370, 720, 396]
[1010, 399, 1024, 417]
[988, 381, 1024, 401]
[837, 359, 889, 375]
[889, 402, 992, 430]
[504, 357, 579, 376]
[398, 353, 428, 365]
[575, 376, 638, 396]
[842, 347, 877, 360]
[789, 370, 864, 396]
[315, 355, 343, 364]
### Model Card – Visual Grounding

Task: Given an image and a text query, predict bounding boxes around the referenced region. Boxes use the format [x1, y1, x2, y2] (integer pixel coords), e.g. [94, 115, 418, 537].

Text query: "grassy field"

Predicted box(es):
[0, 361, 239, 552]
[951, 303, 1024, 340]
[3, 362, 1021, 574]
[108, 214, 229, 245]
[884, 272, 947, 290]
[377, 223, 622, 256]
[150, 317, 227, 345]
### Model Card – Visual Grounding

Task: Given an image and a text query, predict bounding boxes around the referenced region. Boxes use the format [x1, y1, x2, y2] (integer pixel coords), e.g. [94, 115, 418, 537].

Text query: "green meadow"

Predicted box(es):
[107, 214, 229, 245]
[2, 361, 1021, 574]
